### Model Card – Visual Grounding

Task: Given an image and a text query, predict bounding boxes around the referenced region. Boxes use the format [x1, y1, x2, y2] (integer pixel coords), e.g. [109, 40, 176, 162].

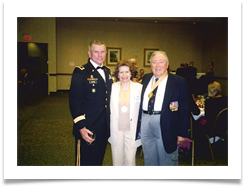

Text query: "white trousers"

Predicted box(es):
[111, 130, 137, 166]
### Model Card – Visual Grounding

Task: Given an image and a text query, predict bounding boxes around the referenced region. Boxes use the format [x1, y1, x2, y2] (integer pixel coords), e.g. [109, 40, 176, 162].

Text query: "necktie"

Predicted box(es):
[148, 78, 159, 115]
[96, 66, 105, 70]
[96, 66, 106, 82]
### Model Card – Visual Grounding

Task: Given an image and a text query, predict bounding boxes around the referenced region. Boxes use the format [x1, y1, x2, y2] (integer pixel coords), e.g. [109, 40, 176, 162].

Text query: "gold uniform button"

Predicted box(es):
[106, 91, 108, 94]
[105, 105, 107, 108]
[105, 98, 108, 101]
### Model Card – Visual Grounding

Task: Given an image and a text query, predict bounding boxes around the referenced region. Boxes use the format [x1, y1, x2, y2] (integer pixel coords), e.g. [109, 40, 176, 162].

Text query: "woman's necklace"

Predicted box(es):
[120, 82, 130, 113]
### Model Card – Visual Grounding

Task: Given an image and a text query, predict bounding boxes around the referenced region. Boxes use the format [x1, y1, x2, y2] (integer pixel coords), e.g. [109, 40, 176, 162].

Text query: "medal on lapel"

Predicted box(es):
[169, 101, 179, 111]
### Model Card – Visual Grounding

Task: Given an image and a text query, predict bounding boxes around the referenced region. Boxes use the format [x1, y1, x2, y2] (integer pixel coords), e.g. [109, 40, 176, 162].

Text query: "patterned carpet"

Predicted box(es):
[17, 91, 227, 166]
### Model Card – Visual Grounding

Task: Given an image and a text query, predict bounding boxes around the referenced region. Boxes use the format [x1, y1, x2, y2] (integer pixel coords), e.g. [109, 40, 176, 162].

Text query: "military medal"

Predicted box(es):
[148, 92, 153, 98]
[87, 75, 98, 84]
[170, 101, 179, 111]
[121, 106, 128, 113]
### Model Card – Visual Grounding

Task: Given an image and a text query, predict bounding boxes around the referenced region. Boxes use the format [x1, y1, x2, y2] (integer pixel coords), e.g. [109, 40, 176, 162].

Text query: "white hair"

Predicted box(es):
[150, 51, 169, 63]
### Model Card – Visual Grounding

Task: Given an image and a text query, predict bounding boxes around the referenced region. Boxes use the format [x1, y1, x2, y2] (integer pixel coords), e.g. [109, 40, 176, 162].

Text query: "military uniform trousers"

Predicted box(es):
[75, 110, 109, 166]
[75, 137, 108, 166]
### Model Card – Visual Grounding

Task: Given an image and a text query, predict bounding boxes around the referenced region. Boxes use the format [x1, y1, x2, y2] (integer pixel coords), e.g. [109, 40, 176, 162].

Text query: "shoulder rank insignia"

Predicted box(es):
[76, 65, 85, 71]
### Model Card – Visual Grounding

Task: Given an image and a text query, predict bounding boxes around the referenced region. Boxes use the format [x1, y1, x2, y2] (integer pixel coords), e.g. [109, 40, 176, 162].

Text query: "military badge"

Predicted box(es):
[76, 65, 85, 71]
[87, 77, 98, 84]
[148, 92, 153, 98]
[169, 101, 179, 111]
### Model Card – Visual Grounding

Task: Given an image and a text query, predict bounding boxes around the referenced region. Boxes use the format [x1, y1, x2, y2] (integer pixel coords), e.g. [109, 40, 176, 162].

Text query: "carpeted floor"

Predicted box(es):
[17, 91, 227, 166]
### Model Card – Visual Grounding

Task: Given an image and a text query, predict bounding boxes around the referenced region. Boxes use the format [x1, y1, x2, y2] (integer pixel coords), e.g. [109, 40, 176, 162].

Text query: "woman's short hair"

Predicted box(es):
[208, 81, 221, 97]
[113, 60, 134, 82]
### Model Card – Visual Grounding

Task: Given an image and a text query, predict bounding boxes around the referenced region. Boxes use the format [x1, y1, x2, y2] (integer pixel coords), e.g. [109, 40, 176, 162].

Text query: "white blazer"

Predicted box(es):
[108, 81, 142, 148]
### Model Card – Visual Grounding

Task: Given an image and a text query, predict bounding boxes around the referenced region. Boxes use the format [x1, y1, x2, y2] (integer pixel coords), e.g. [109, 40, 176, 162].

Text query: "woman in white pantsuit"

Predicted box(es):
[108, 60, 142, 166]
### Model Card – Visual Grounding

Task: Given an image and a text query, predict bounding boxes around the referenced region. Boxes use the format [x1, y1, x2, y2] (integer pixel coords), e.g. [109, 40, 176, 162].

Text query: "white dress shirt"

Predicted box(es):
[90, 59, 106, 82]
[142, 75, 168, 111]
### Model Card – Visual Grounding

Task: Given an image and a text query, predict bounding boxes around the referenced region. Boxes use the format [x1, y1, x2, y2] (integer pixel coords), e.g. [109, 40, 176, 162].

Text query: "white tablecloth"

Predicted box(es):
[192, 109, 205, 120]
[196, 73, 206, 79]
[192, 109, 221, 144]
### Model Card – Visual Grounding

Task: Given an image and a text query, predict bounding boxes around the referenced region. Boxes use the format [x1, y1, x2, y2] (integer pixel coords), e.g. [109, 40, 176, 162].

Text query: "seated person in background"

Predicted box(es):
[129, 58, 138, 79]
[132, 77, 138, 82]
[203, 81, 228, 136]
[137, 68, 145, 83]
[18, 68, 33, 85]
[18, 68, 34, 105]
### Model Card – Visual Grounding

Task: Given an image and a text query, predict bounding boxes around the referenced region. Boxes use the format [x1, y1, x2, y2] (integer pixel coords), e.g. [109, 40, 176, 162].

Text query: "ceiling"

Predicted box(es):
[72, 17, 227, 25]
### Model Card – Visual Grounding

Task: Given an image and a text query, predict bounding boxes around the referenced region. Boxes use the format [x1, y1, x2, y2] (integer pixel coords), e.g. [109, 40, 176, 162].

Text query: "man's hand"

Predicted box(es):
[79, 128, 95, 143]
[177, 136, 186, 145]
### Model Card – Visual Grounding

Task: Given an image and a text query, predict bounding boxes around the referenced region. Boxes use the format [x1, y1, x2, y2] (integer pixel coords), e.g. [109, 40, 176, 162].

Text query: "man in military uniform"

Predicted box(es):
[69, 40, 112, 166]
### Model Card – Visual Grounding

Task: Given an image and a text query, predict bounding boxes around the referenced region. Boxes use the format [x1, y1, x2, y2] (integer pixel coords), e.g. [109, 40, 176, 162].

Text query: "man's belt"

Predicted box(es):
[143, 110, 161, 115]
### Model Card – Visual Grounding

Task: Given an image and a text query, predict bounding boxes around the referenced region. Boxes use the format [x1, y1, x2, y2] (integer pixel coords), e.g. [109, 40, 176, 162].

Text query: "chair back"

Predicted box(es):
[212, 108, 228, 137]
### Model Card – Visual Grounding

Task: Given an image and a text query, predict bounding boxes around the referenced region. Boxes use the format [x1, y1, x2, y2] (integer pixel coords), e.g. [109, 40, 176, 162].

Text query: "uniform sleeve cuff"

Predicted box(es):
[74, 114, 86, 124]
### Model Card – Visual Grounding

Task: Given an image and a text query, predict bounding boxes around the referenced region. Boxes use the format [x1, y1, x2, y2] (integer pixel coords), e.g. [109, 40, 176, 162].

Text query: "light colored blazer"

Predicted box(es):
[108, 81, 142, 148]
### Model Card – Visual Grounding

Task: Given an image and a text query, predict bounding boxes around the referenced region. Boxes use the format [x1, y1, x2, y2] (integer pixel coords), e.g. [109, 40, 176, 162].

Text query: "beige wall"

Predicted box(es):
[17, 17, 228, 95]
[56, 18, 205, 73]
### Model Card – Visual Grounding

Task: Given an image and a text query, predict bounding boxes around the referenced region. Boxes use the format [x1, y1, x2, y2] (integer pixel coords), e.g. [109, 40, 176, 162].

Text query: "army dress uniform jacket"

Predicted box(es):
[69, 59, 112, 140]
